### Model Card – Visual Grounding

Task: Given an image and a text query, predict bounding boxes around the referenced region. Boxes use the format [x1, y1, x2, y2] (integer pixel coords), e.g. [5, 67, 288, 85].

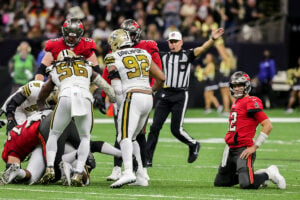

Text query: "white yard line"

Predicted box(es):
[93, 118, 300, 124]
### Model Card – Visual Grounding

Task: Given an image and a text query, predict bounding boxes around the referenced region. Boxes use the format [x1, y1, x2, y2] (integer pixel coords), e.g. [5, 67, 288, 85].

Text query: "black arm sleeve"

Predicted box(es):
[92, 65, 102, 75]
[36, 63, 47, 75]
[6, 92, 26, 118]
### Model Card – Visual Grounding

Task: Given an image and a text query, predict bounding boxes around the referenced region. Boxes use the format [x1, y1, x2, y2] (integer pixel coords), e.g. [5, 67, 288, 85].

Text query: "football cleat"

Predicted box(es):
[2, 163, 20, 184]
[71, 172, 84, 187]
[266, 165, 286, 189]
[107, 166, 121, 181]
[188, 142, 201, 163]
[128, 169, 149, 187]
[255, 168, 270, 187]
[40, 167, 55, 184]
[110, 171, 136, 188]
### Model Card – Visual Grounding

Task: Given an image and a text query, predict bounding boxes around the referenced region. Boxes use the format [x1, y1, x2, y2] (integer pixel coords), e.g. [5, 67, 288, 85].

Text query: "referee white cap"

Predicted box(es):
[168, 31, 182, 41]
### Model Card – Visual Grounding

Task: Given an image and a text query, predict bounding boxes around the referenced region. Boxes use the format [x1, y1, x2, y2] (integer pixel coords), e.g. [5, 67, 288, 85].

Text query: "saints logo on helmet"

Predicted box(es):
[120, 19, 142, 44]
[229, 71, 251, 98]
[57, 49, 77, 61]
[62, 18, 84, 47]
[108, 29, 133, 52]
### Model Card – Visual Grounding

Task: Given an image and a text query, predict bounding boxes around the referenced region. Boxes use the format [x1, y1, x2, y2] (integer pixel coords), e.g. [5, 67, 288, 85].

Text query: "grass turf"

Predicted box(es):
[0, 108, 299, 199]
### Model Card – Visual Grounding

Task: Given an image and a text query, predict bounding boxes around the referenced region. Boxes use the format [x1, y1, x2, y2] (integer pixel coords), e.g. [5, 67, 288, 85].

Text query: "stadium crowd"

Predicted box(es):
[0, 0, 269, 41]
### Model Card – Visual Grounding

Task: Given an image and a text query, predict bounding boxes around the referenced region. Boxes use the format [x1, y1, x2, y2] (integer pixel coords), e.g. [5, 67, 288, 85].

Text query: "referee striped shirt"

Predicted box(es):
[160, 49, 196, 90]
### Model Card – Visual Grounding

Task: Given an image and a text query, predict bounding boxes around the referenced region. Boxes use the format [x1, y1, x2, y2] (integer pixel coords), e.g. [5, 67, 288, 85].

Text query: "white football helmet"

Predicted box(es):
[57, 49, 77, 61]
[108, 29, 133, 52]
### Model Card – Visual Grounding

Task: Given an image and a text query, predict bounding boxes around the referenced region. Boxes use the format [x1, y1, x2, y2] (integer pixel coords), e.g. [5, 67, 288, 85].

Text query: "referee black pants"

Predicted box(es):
[146, 90, 197, 163]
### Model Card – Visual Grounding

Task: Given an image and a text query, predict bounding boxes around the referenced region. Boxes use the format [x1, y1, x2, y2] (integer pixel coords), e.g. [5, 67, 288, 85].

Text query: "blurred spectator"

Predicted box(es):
[224, 0, 239, 37]
[285, 57, 300, 114]
[145, 0, 164, 32]
[257, 50, 276, 108]
[27, 21, 43, 39]
[92, 20, 112, 41]
[162, 0, 181, 30]
[9, 41, 36, 93]
[146, 23, 161, 41]
[243, 0, 264, 23]
[180, 0, 197, 21]
[215, 38, 237, 115]
[202, 53, 222, 114]
[197, 0, 211, 23]
[200, 15, 219, 40]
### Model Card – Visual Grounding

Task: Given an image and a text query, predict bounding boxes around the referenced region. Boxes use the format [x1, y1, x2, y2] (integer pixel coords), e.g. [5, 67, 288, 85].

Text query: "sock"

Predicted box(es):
[120, 138, 133, 172]
[101, 142, 122, 157]
[132, 141, 143, 172]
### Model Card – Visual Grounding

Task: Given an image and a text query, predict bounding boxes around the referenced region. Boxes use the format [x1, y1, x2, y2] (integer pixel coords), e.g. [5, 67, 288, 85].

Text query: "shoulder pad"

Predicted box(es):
[104, 55, 115, 65]
[45, 38, 61, 52]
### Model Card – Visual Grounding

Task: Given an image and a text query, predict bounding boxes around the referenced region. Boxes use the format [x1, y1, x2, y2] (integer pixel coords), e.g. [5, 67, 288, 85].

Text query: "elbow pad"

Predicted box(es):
[93, 75, 116, 103]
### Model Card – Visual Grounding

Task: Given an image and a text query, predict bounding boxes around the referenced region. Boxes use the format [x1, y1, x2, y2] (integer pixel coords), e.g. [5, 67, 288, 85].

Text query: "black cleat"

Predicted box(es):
[188, 142, 200, 163]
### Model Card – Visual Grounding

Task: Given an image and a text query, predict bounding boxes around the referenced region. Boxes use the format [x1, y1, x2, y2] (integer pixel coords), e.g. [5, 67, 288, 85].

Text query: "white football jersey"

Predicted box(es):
[105, 48, 152, 94]
[1, 80, 45, 124]
[49, 59, 93, 101]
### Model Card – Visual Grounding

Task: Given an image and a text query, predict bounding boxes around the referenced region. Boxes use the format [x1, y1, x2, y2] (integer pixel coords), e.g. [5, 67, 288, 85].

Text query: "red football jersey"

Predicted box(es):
[101, 40, 162, 97]
[45, 37, 96, 60]
[225, 96, 266, 148]
[2, 121, 42, 162]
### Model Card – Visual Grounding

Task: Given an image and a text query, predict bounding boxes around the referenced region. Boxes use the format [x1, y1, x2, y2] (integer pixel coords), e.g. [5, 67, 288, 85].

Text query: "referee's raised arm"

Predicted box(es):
[193, 28, 224, 57]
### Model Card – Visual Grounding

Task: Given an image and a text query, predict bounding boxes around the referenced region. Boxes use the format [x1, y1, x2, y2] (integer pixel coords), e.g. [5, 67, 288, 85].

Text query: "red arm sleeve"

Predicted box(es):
[152, 51, 162, 70]
[101, 66, 110, 98]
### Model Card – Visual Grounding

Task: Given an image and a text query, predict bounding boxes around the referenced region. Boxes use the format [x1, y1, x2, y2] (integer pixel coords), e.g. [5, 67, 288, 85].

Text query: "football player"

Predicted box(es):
[214, 71, 286, 190]
[104, 19, 163, 182]
[37, 49, 116, 186]
[35, 18, 101, 81]
[0, 111, 122, 186]
[1, 80, 54, 134]
[105, 29, 165, 188]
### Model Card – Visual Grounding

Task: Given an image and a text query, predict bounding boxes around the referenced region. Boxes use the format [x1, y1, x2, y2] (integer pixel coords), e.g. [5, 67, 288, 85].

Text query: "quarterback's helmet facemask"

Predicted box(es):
[120, 19, 142, 44]
[57, 49, 77, 61]
[108, 29, 133, 52]
[229, 71, 251, 98]
[62, 18, 84, 47]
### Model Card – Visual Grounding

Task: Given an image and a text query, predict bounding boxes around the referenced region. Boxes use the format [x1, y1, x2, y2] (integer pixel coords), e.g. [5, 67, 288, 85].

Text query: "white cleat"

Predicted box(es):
[266, 165, 286, 189]
[107, 166, 121, 181]
[255, 168, 270, 187]
[2, 164, 20, 184]
[143, 167, 150, 181]
[110, 171, 136, 188]
[129, 169, 148, 187]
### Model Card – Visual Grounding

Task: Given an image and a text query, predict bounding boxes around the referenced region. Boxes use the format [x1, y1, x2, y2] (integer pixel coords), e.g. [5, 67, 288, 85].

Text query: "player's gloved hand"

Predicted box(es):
[6, 117, 17, 133]
[0, 120, 5, 128]
[93, 88, 106, 114]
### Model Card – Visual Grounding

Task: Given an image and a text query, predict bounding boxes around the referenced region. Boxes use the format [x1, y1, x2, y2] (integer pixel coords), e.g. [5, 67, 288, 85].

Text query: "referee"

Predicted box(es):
[146, 28, 224, 166]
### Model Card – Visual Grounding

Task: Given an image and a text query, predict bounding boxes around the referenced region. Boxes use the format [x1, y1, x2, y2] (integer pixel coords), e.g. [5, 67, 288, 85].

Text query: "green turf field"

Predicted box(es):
[0, 109, 299, 199]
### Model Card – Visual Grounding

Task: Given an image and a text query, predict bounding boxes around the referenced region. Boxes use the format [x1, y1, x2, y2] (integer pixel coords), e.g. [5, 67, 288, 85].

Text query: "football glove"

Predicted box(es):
[6, 118, 17, 134]
[93, 88, 106, 115]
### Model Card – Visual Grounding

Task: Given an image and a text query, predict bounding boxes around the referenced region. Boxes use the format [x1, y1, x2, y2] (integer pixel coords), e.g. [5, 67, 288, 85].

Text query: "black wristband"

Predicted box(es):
[93, 65, 102, 74]
[36, 63, 48, 75]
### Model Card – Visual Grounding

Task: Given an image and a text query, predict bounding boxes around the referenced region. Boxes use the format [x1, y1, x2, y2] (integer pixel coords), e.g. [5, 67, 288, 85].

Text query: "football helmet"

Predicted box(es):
[108, 29, 133, 52]
[120, 19, 142, 44]
[229, 71, 251, 98]
[62, 18, 84, 47]
[57, 49, 77, 61]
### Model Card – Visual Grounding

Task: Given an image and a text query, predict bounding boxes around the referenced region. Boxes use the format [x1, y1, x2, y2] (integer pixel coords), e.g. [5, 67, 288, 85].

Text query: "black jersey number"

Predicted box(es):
[122, 55, 150, 79]
[56, 60, 88, 81]
[229, 111, 237, 132]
